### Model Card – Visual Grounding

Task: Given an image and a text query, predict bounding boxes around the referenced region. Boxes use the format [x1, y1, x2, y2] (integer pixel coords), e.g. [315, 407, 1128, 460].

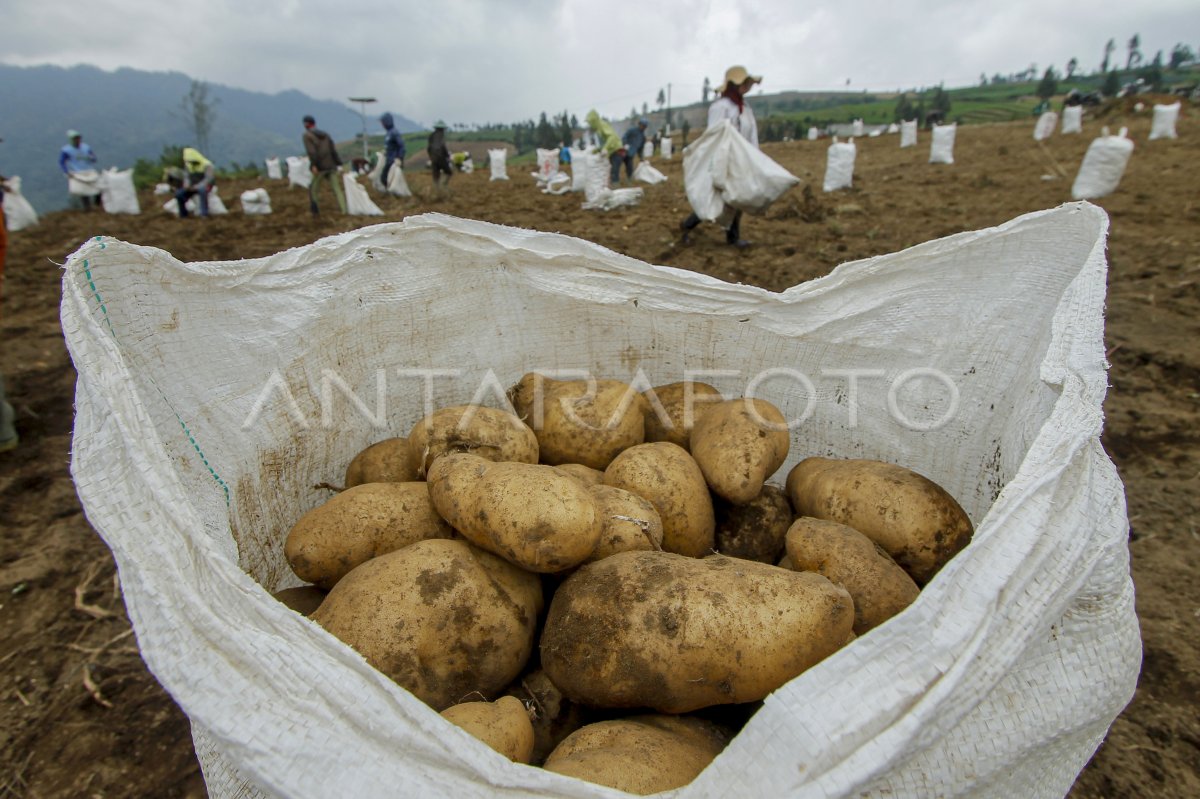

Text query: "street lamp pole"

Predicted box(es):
[349, 96, 377, 162]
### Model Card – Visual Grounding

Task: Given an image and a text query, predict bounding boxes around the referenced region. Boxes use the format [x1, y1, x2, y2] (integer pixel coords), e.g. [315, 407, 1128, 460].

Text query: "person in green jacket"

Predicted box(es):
[585, 110, 624, 187]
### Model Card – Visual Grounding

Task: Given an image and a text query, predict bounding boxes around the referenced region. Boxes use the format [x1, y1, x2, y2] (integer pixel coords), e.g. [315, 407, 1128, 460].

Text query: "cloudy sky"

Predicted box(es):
[3, 0, 1196, 126]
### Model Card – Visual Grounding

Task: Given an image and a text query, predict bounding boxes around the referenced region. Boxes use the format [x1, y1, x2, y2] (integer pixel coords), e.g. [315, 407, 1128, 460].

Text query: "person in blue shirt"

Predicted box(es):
[59, 130, 101, 210]
[620, 117, 649, 183]
[380, 113, 406, 188]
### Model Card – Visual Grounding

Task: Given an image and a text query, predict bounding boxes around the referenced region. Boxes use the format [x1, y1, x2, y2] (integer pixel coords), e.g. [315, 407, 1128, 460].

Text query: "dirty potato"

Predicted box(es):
[602, 442, 715, 558]
[641, 381, 724, 450]
[690, 398, 790, 504]
[553, 463, 605, 487]
[503, 668, 588, 766]
[440, 695, 536, 763]
[586, 485, 664, 563]
[714, 484, 793, 564]
[407, 405, 538, 477]
[344, 437, 420, 487]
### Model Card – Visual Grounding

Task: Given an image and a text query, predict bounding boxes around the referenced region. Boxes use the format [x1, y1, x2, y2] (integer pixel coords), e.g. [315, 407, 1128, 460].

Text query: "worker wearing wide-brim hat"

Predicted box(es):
[680, 65, 763, 248]
[427, 120, 453, 197]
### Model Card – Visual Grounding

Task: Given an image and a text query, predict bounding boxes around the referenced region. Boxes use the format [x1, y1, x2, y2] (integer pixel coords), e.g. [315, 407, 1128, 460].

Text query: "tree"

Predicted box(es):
[893, 93, 915, 122]
[681, 117, 691, 147]
[1126, 34, 1142, 70]
[178, 80, 218, 153]
[1102, 38, 1116, 73]
[930, 85, 952, 116]
[1169, 43, 1196, 69]
[1102, 69, 1120, 97]
[1142, 52, 1165, 92]
[535, 112, 557, 148]
[979, 73, 989, 86]
[656, 88, 666, 109]
[630, 106, 639, 121]
[1036, 67, 1059, 100]
[1066, 57, 1078, 78]
[642, 102, 649, 116]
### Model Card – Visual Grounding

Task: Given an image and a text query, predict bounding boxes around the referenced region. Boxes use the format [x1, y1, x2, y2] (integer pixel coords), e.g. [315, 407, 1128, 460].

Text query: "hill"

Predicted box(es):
[0, 63, 421, 212]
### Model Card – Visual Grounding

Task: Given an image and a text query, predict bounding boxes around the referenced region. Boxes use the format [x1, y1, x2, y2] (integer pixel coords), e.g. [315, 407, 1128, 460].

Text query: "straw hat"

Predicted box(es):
[724, 66, 763, 87]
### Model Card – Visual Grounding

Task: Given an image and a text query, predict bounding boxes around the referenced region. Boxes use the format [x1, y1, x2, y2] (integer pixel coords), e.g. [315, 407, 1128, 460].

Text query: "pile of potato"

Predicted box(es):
[277, 374, 974, 795]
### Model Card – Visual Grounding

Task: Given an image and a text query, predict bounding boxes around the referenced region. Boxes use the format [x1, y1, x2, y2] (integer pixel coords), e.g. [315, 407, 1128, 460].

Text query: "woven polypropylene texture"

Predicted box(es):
[64, 204, 1139, 798]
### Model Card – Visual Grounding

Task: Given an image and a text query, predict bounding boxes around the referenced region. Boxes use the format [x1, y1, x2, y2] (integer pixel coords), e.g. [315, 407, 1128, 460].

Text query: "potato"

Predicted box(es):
[285, 482, 455, 589]
[344, 437, 419, 487]
[602, 442, 715, 558]
[552, 463, 605, 487]
[271, 585, 327, 617]
[440, 695, 536, 763]
[503, 668, 588, 765]
[689, 398, 790, 504]
[543, 715, 729, 795]
[714, 484, 793, 563]
[785, 457, 974, 585]
[311, 538, 542, 710]
[540, 550, 853, 713]
[786, 517, 920, 634]
[641, 381, 724, 450]
[407, 405, 538, 477]
[427, 453, 602, 573]
[586, 485, 664, 562]
[508, 374, 647, 470]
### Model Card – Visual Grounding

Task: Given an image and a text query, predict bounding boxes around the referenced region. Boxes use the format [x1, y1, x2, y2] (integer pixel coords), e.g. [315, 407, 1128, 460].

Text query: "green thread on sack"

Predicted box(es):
[83, 243, 231, 507]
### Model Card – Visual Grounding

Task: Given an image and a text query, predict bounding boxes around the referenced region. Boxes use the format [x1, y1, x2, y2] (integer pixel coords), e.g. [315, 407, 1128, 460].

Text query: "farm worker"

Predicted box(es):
[176, 147, 215, 218]
[59, 130, 101, 211]
[427, 121, 453, 197]
[302, 115, 346, 216]
[585, 110, 623, 187]
[620, 117, 649, 181]
[380, 112, 406, 187]
[680, 65, 761, 248]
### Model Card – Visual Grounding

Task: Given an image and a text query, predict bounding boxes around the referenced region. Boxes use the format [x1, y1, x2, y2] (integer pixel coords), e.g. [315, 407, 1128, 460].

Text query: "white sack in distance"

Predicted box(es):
[162, 188, 229, 216]
[2, 177, 39, 231]
[384, 162, 412, 198]
[342, 173, 384, 216]
[100, 168, 141, 215]
[265, 158, 283, 180]
[683, 119, 799, 220]
[643, 141, 653, 159]
[68, 169, 102, 197]
[823, 136, 857, 193]
[1072, 126, 1134, 200]
[488, 149, 509, 181]
[1062, 106, 1083, 135]
[62, 204, 1139, 799]
[661, 135, 674, 159]
[930, 123, 957, 164]
[581, 152, 610, 205]
[1033, 111, 1058, 142]
[240, 188, 272, 215]
[569, 148, 590, 192]
[286, 157, 312, 189]
[886, 122, 900, 134]
[808, 127, 819, 141]
[852, 118, 864, 137]
[900, 120, 918, 148]
[581, 186, 643, 211]
[1149, 102, 1180, 141]
[632, 160, 668, 184]
[533, 148, 560, 184]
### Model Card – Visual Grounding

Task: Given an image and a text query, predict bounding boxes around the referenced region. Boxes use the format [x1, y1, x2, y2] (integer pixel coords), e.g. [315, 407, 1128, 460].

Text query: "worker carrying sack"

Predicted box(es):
[684, 119, 799, 220]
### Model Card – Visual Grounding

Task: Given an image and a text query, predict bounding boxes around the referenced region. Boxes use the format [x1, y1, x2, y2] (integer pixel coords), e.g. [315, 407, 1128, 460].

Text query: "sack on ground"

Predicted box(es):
[100, 168, 141, 215]
[930, 123, 957, 164]
[1072, 127, 1134, 200]
[287, 157, 312, 189]
[488, 149, 509, 181]
[265, 158, 283, 180]
[900, 120, 918, 148]
[1033, 111, 1058, 142]
[1148, 102, 1180, 141]
[632, 160, 667, 184]
[662, 136, 674, 159]
[823, 136, 856, 193]
[63, 204, 1139, 799]
[1062, 106, 1083, 135]
[385, 163, 412, 198]
[342, 173, 383, 216]
[2, 177, 39, 231]
[240, 189, 272, 215]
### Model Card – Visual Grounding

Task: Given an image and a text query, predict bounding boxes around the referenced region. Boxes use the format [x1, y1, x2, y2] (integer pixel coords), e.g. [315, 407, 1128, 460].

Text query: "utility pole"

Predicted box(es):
[667, 83, 672, 134]
[349, 96, 377, 162]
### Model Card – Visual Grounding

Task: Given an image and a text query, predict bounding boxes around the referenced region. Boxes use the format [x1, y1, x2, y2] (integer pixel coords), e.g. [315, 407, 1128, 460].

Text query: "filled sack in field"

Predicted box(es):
[632, 160, 667, 184]
[581, 152, 609, 204]
[162, 188, 228, 217]
[384, 162, 412, 198]
[929, 123, 957, 164]
[100, 168, 141, 215]
[2, 177, 39, 231]
[808, 127, 819, 141]
[900, 119, 917, 148]
[64, 204, 1139, 799]
[265, 158, 283, 180]
[488, 149, 508, 181]
[153, 183, 171, 195]
[1033, 111, 1058, 142]
[240, 189, 272, 215]
[581, 186, 642, 210]
[68, 169, 103, 197]
[823, 136, 857, 193]
[541, 173, 571, 195]
[1072, 127, 1134, 200]
[643, 140, 653, 159]
[886, 123, 899, 134]
[1062, 106, 1083, 135]
[286, 157, 312, 189]
[1148, 102, 1180, 141]
[684, 119, 799, 220]
[532, 148, 560, 184]
[852, 119, 864, 137]
[568, 148, 590, 191]
[342, 173, 384, 216]
[662, 136, 674, 158]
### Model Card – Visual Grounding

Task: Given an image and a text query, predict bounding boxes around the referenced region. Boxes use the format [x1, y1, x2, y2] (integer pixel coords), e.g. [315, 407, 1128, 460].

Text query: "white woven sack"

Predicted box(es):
[1148, 102, 1180, 141]
[2, 176, 39, 231]
[534, 148, 559, 181]
[265, 158, 283, 180]
[581, 152, 609, 204]
[286, 156, 312, 189]
[930, 124, 957, 164]
[541, 173, 571, 195]
[808, 127, 819, 141]
[488, 149, 508, 181]
[687, 120, 799, 218]
[581, 186, 643, 210]
[662, 135, 674, 158]
[63, 204, 1138, 799]
[1071, 127, 1134, 200]
[643, 140, 653, 159]
[632, 160, 668, 184]
[852, 119, 864, 137]
[1061, 106, 1083, 135]
[385, 162, 412, 198]
[900, 120, 918, 148]
[342, 173, 384, 216]
[240, 189, 272, 215]
[154, 183, 172, 195]
[1033, 111, 1058, 142]
[887, 123, 900, 134]
[100, 168, 141, 215]
[823, 136, 857, 193]
[68, 169, 103, 197]
[568, 148, 589, 191]
[162, 188, 228, 217]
